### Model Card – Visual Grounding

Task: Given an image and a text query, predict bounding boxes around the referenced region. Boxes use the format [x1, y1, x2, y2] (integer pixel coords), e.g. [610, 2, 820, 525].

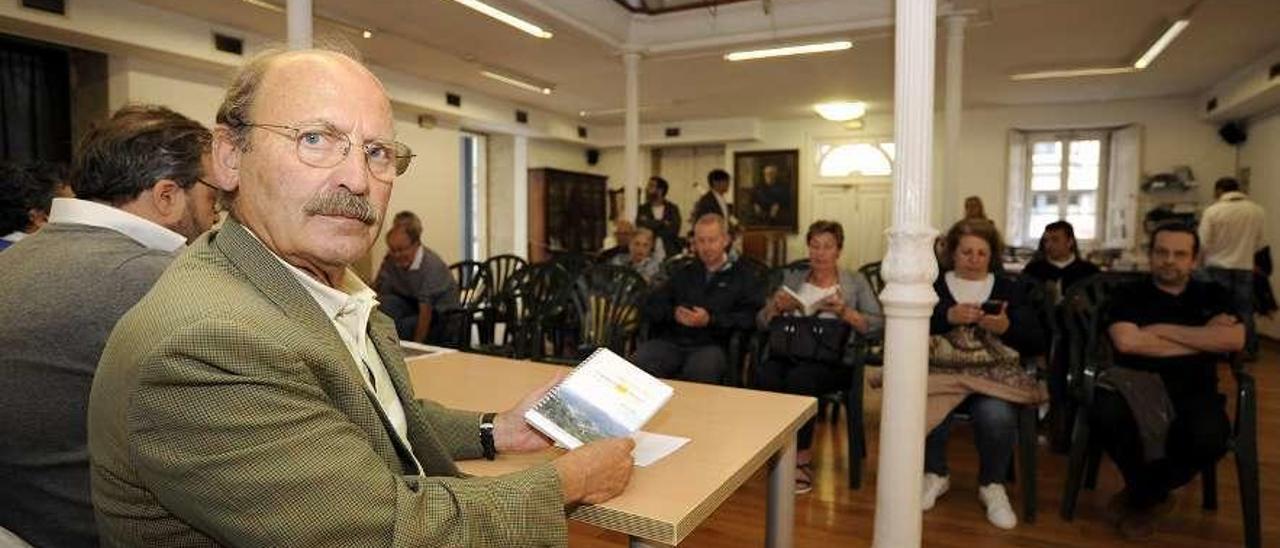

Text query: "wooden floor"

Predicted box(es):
[568, 346, 1279, 547]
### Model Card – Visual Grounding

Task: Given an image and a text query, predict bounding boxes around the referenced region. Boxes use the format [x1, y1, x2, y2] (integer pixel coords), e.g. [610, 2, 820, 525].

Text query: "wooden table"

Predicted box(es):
[406, 352, 817, 547]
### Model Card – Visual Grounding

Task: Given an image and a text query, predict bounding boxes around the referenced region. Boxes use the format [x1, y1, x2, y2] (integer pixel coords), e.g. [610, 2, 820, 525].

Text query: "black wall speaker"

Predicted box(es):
[1219, 121, 1247, 146]
[586, 148, 600, 165]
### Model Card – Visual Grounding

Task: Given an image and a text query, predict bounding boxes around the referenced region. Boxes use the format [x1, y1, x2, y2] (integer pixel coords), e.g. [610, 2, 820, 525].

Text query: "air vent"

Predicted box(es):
[577, 126, 588, 139]
[1270, 63, 1280, 80]
[213, 33, 244, 56]
[21, 0, 65, 15]
[664, 127, 681, 138]
[446, 92, 461, 107]
[1206, 97, 1218, 113]
[515, 110, 528, 124]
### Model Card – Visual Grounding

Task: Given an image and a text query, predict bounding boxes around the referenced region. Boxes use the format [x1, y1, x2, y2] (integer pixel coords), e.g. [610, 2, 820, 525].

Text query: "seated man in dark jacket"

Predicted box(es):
[1094, 222, 1241, 540]
[634, 213, 762, 384]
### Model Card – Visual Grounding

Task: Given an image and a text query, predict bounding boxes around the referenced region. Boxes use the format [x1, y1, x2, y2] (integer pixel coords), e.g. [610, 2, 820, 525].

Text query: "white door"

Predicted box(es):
[809, 182, 891, 271]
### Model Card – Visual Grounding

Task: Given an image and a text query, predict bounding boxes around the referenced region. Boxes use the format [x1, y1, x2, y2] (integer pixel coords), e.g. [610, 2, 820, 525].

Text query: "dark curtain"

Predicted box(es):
[0, 35, 71, 162]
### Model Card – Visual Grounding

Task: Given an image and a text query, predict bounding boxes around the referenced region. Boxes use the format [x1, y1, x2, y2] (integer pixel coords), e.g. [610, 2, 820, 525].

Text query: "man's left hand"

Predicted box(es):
[492, 373, 564, 453]
[685, 306, 711, 327]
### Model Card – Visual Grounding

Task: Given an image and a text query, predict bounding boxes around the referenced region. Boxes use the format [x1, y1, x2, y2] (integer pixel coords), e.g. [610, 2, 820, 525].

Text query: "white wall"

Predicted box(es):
[1238, 110, 1280, 338]
[109, 56, 228, 125]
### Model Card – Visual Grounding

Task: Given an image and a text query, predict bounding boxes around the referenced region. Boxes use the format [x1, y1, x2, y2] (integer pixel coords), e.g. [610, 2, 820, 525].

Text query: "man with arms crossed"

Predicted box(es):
[1094, 222, 1241, 539]
[89, 47, 633, 547]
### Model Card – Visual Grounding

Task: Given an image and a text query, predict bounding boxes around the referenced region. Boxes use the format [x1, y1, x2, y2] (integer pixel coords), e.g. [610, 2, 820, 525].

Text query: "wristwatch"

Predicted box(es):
[479, 412, 498, 460]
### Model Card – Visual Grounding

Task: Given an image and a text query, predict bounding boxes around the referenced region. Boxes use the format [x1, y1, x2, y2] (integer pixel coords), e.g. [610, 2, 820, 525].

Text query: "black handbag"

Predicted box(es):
[767, 316, 852, 363]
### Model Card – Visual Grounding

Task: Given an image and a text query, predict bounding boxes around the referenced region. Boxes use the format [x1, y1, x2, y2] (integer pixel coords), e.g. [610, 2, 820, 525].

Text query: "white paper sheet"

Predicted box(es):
[630, 431, 691, 467]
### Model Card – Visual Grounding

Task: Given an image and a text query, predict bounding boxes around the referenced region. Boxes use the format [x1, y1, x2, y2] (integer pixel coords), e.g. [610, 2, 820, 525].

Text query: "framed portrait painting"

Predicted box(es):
[734, 149, 799, 232]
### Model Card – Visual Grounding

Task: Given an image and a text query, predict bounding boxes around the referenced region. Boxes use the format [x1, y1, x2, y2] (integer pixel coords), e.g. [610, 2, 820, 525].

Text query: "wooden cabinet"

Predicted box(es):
[528, 168, 608, 262]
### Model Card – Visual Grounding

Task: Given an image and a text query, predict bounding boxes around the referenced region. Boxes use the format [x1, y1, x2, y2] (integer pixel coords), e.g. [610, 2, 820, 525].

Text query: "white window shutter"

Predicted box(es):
[1005, 130, 1028, 246]
[1104, 125, 1142, 249]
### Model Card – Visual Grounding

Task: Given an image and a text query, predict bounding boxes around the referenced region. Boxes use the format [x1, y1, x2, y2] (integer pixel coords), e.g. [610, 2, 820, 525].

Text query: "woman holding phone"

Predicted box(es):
[922, 219, 1046, 530]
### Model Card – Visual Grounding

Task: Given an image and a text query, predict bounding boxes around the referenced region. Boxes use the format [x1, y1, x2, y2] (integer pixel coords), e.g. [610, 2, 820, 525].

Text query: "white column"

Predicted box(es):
[871, 0, 939, 546]
[623, 50, 642, 222]
[287, 0, 313, 49]
[942, 14, 966, 227]
[513, 135, 529, 260]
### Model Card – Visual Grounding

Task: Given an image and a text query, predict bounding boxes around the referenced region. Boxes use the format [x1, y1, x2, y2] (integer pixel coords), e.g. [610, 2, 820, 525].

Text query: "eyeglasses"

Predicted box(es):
[239, 122, 415, 183]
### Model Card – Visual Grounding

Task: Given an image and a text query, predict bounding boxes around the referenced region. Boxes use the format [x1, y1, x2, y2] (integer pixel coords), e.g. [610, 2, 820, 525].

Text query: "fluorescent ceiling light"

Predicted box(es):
[362, 30, 373, 39]
[450, 0, 553, 39]
[1009, 66, 1137, 81]
[725, 40, 852, 62]
[481, 70, 553, 95]
[1133, 19, 1189, 70]
[813, 101, 866, 122]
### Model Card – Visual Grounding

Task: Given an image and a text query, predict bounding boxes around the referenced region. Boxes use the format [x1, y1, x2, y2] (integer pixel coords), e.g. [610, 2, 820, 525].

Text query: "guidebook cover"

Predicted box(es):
[782, 284, 839, 316]
[524, 348, 674, 450]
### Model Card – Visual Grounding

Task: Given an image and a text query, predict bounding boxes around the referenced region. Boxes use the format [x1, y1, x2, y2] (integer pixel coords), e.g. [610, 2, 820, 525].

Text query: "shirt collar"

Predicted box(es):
[1, 231, 26, 242]
[409, 246, 424, 271]
[275, 255, 378, 324]
[48, 198, 185, 252]
[1219, 191, 1248, 202]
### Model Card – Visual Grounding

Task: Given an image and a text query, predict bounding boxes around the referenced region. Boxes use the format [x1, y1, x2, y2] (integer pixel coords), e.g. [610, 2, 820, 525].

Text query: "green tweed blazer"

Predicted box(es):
[88, 219, 567, 547]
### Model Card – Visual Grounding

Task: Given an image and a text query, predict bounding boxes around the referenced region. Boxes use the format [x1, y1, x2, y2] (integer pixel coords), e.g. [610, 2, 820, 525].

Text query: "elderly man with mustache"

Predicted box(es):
[88, 46, 634, 547]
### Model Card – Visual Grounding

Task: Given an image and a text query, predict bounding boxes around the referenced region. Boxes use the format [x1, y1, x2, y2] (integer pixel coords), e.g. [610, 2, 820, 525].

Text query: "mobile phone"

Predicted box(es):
[980, 300, 1005, 315]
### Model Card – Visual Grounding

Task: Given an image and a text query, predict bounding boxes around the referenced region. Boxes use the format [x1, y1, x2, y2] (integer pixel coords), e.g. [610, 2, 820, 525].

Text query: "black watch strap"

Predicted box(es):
[480, 412, 498, 460]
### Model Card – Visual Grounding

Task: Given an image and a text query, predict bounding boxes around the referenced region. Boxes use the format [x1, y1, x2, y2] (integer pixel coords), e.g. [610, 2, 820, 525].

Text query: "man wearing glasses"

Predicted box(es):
[0, 104, 215, 547]
[89, 47, 634, 547]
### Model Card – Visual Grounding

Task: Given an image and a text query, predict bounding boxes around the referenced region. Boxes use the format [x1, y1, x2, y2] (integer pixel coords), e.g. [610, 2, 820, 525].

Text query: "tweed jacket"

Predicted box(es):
[88, 218, 567, 547]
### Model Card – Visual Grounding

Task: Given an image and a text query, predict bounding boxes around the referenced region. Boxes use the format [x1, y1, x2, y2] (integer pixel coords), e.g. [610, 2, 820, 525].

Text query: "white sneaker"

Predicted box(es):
[921, 473, 950, 511]
[978, 484, 1018, 530]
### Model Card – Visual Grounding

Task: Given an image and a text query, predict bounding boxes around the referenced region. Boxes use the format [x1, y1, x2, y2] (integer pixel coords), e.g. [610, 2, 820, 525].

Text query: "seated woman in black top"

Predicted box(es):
[1022, 220, 1099, 302]
[923, 219, 1046, 530]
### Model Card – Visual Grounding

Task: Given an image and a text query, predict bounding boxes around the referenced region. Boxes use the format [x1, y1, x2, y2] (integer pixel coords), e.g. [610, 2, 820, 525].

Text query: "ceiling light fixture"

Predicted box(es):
[725, 40, 852, 62]
[578, 105, 657, 117]
[362, 30, 373, 39]
[481, 70, 553, 95]
[813, 101, 867, 122]
[450, 0, 553, 39]
[1133, 18, 1190, 70]
[1009, 66, 1137, 81]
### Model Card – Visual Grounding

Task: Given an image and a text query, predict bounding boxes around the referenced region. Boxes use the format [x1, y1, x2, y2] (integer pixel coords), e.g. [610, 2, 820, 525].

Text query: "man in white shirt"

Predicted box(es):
[0, 104, 216, 548]
[88, 46, 634, 547]
[1197, 176, 1265, 358]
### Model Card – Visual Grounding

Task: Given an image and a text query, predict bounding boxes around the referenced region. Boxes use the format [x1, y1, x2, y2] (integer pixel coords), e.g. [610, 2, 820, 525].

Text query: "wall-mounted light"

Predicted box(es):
[450, 0, 553, 39]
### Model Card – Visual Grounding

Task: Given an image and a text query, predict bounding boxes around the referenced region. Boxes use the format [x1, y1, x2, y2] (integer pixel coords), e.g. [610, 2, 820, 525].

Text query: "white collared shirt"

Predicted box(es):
[48, 198, 185, 252]
[264, 249, 420, 472]
[1199, 191, 1266, 270]
[713, 190, 730, 218]
[945, 271, 995, 304]
[409, 245, 424, 271]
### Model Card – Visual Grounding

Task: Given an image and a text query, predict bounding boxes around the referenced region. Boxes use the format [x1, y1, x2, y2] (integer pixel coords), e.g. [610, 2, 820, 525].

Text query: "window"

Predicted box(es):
[460, 132, 487, 261]
[817, 140, 895, 179]
[1024, 132, 1108, 242]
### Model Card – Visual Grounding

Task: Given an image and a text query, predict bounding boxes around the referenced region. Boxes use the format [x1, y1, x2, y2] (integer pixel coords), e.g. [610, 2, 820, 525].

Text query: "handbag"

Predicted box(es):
[928, 326, 1020, 371]
[768, 316, 852, 363]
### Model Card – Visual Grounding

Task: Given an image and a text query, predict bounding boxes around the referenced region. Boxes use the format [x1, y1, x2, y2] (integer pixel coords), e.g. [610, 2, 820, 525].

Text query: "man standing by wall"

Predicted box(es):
[1197, 176, 1265, 359]
[0, 104, 216, 547]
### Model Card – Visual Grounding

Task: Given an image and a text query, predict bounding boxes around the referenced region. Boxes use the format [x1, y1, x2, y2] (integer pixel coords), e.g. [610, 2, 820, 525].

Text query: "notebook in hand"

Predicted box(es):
[524, 348, 675, 450]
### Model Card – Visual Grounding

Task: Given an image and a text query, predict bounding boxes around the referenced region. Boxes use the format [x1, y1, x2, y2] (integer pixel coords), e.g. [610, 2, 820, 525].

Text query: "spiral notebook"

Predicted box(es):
[523, 348, 675, 450]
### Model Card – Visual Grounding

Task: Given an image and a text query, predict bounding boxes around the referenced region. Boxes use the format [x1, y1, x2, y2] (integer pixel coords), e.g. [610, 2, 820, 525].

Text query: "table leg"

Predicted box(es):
[629, 536, 673, 548]
[766, 437, 797, 548]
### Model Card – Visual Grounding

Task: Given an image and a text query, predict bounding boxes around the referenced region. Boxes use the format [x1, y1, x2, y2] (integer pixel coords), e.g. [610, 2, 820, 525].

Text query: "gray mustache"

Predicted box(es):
[303, 191, 378, 225]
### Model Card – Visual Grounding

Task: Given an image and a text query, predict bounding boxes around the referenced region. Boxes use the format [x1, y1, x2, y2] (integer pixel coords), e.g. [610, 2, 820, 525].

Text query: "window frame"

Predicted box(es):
[1019, 129, 1112, 248]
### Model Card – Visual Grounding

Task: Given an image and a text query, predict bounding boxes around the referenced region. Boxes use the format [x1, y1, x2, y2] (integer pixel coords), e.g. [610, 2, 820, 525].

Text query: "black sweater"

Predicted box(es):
[930, 274, 1047, 357]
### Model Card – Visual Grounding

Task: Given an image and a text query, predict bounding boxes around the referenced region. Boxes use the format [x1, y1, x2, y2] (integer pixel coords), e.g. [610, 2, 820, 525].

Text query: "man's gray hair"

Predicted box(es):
[694, 212, 729, 236]
[389, 210, 423, 243]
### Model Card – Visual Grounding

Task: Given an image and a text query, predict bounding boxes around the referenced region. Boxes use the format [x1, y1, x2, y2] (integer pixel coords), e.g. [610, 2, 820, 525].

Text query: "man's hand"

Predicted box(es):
[675, 306, 711, 327]
[492, 374, 564, 453]
[1208, 313, 1240, 327]
[947, 303, 983, 325]
[553, 437, 636, 505]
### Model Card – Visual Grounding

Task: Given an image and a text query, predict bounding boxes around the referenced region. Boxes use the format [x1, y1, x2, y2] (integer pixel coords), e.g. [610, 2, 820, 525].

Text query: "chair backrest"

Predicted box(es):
[548, 251, 592, 279]
[858, 261, 885, 301]
[572, 264, 649, 355]
[1060, 271, 1147, 384]
[482, 254, 527, 301]
[447, 260, 491, 309]
[504, 262, 574, 358]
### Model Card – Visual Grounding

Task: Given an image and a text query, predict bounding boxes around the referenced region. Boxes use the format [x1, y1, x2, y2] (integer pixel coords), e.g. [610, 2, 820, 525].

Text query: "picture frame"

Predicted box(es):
[734, 149, 800, 233]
